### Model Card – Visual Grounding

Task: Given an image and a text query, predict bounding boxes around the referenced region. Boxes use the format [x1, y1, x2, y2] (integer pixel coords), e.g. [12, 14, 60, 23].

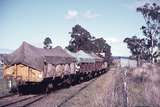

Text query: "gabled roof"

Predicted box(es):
[4, 42, 76, 71]
[45, 46, 76, 65]
[5, 42, 43, 71]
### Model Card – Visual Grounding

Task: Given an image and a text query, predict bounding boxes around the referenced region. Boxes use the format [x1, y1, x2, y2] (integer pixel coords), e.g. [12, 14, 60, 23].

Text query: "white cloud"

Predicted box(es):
[105, 37, 120, 44]
[65, 10, 100, 20]
[83, 10, 100, 19]
[65, 10, 78, 20]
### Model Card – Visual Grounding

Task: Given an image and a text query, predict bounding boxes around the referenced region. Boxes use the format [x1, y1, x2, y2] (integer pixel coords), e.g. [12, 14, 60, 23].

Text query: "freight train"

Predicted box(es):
[1, 42, 108, 94]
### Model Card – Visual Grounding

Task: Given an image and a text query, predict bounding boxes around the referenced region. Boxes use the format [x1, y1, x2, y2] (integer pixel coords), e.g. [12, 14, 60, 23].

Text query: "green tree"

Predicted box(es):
[93, 38, 112, 63]
[124, 36, 147, 66]
[43, 37, 52, 49]
[66, 24, 112, 64]
[66, 24, 94, 52]
[93, 38, 107, 53]
[137, 3, 160, 63]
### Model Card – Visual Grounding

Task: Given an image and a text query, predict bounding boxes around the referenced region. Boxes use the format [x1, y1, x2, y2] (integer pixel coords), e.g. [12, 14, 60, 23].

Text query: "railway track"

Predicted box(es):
[0, 93, 15, 99]
[0, 79, 95, 107]
[0, 71, 106, 107]
[0, 94, 46, 107]
[57, 79, 96, 107]
[29, 76, 99, 107]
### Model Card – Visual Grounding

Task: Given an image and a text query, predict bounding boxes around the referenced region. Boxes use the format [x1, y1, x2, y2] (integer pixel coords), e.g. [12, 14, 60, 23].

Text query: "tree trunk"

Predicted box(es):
[151, 36, 154, 64]
[136, 55, 140, 67]
[136, 56, 139, 67]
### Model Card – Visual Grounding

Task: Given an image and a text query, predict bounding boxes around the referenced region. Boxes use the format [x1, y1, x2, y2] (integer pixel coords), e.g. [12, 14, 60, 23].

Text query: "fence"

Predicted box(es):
[113, 58, 137, 68]
[0, 64, 10, 94]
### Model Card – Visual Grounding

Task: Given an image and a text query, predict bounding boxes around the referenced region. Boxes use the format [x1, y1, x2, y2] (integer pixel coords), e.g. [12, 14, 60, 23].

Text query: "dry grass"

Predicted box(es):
[105, 69, 126, 107]
[127, 63, 160, 107]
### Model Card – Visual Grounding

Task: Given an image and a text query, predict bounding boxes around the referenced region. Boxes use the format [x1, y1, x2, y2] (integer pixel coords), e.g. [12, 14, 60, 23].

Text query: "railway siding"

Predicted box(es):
[0, 95, 37, 107]
[29, 79, 95, 107]
[0, 67, 118, 107]
[60, 67, 117, 107]
[28, 67, 117, 107]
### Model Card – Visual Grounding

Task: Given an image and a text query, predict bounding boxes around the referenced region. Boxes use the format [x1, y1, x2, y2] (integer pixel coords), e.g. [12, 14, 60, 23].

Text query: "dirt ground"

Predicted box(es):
[61, 67, 126, 107]
[29, 67, 126, 107]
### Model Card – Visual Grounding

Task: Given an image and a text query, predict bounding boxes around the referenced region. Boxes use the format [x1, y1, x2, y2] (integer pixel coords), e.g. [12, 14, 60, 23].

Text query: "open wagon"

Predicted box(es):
[2, 42, 108, 94]
[2, 42, 77, 93]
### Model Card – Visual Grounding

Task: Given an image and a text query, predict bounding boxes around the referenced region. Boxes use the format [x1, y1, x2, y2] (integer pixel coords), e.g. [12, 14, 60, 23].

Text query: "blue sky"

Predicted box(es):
[0, 0, 154, 56]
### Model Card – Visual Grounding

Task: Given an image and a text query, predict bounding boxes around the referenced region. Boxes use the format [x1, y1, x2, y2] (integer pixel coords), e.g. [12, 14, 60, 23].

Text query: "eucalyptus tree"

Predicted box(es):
[124, 36, 147, 66]
[137, 3, 160, 62]
[43, 37, 52, 49]
[66, 24, 112, 63]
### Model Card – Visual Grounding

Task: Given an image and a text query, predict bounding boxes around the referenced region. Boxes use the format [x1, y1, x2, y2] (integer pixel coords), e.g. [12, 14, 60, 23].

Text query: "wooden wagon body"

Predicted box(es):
[3, 42, 76, 83]
[2, 42, 107, 89]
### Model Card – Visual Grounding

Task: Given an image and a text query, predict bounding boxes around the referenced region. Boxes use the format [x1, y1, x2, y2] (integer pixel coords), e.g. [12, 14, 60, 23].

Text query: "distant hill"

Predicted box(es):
[0, 49, 13, 54]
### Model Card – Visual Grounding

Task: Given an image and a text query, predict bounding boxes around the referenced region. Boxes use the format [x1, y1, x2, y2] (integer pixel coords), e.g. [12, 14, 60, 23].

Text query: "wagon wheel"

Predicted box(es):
[88, 73, 92, 80]
[71, 74, 78, 86]
[45, 83, 53, 94]
[94, 72, 97, 77]
[63, 76, 71, 88]
[17, 85, 25, 95]
[45, 85, 49, 94]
